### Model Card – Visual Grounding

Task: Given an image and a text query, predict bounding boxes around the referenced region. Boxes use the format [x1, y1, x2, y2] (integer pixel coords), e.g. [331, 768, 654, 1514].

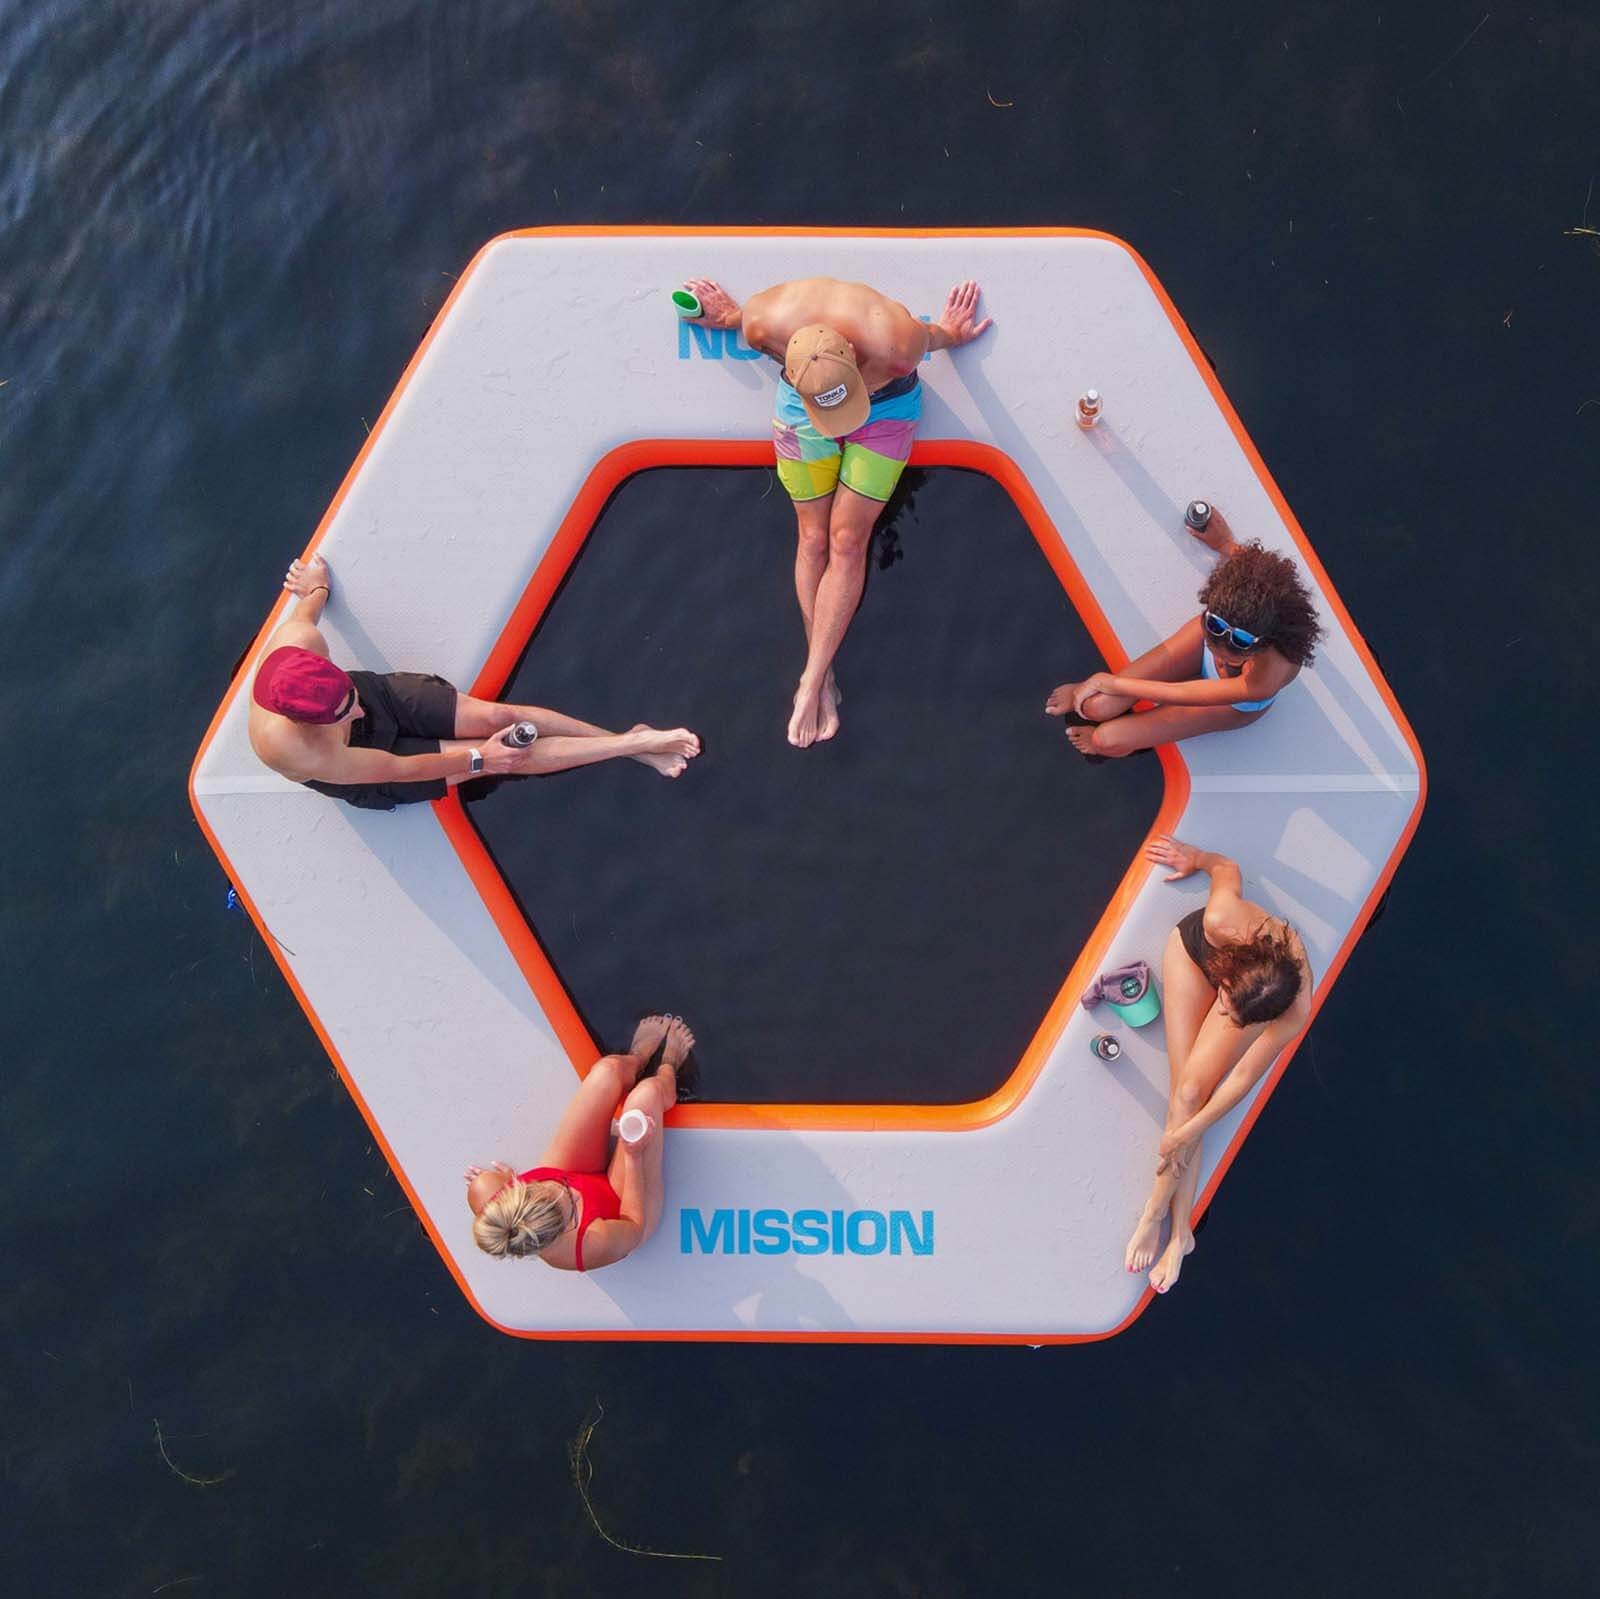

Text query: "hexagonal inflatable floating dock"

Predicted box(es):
[190, 228, 1424, 1343]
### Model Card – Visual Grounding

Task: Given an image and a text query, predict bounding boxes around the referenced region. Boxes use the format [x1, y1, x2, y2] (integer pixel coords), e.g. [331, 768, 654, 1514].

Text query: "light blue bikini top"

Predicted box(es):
[1202, 642, 1278, 712]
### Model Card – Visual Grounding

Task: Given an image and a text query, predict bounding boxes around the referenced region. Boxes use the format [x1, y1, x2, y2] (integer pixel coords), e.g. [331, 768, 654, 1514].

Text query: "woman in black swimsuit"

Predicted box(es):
[1124, 835, 1314, 1294]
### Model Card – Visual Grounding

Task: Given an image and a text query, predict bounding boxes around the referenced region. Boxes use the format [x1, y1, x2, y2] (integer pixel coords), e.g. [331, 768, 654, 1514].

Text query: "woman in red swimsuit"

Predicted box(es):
[464, 1014, 693, 1272]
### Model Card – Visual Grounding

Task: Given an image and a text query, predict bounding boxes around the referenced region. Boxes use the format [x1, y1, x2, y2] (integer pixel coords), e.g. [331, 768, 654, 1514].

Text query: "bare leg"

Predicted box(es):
[788, 485, 882, 747]
[1146, 1011, 1297, 1287]
[537, 1051, 645, 1172]
[1150, 1143, 1201, 1293]
[1126, 1109, 1207, 1272]
[792, 494, 834, 642]
[791, 495, 843, 744]
[605, 1017, 692, 1245]
[1070, 699, 1267, 759]
[1050, 616, 1206, 733]
[1050, 516, 1246, 750]
[1125, 928, 1217, 1273]
[452, 694, 701, 779]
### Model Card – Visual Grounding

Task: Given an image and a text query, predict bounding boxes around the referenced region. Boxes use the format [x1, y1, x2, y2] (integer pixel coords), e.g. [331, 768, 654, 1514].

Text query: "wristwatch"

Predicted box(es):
[467, 748, 484, 775]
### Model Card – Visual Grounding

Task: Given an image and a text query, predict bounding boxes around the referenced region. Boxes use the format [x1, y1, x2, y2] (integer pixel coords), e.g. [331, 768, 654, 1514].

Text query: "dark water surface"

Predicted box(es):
[472, 466, 1162, 1103]
[4, 2, 1597, 1593]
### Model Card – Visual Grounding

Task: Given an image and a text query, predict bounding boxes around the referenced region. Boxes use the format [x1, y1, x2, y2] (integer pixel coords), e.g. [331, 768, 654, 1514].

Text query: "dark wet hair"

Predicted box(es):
[1198, 542, 1323, 667]
[1207, 925, 1303, 1026]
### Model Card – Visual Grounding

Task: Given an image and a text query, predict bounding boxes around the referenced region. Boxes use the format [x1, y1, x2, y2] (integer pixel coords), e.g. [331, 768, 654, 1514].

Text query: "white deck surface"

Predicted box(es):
[192, 230, 1422, 1340]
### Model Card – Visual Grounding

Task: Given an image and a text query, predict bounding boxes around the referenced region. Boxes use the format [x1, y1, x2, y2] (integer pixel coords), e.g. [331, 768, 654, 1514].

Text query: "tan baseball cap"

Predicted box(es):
[784, 325, 870, 437]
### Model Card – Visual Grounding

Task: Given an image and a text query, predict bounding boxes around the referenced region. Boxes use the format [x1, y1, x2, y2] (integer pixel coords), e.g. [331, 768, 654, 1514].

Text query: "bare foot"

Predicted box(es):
[662, 1015, 695, 1065]
[1150, 1228, 1195, 1294]
[1187, 504, 1237, 557]
[1066, 722, 1104, 756]
[657, 1015, 696, 1106]
[1044, 681, 1081, 716]
[816, 670, 842, 742]
[630, 725, 701, 778]
[628, 1014, 670, 1061]
[636, 750, 688, 777]
[1124, 1208, 1165, 1274]
[787, 679, 823, 748]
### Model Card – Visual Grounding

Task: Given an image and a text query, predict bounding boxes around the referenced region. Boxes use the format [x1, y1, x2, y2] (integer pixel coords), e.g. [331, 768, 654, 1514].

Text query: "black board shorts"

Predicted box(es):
[304, 670, 459, 811]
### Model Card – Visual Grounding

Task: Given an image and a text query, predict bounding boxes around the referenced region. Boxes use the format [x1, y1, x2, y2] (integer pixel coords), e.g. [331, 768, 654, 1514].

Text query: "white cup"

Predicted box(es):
[618, 1108, 653, 1145]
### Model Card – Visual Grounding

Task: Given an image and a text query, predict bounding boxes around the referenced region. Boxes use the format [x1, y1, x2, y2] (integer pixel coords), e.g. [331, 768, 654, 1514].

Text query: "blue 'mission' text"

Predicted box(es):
[680, 1207, 935, 1256]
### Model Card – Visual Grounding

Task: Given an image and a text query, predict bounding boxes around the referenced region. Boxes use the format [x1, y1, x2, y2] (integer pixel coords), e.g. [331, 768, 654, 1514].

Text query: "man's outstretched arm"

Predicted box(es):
[268, 717, 530, 789]
[681, 278, 789, 359]
[264, 554, 334, 657]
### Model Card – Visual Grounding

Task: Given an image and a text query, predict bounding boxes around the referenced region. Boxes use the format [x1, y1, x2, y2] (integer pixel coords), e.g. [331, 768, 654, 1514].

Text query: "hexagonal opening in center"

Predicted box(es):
[460, 460, 1167, 1105]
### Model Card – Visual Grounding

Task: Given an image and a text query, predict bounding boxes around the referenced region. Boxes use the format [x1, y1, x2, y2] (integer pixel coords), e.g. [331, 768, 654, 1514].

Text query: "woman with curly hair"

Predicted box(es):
[1045, 508, 1323, 756]
[463, 1015, 694, 1272]
[1124, 836, 1312, 1294]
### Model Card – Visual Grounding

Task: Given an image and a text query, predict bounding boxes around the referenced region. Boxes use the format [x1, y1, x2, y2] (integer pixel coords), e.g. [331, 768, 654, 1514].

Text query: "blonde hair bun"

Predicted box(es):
[471, 1177, 572, 1260]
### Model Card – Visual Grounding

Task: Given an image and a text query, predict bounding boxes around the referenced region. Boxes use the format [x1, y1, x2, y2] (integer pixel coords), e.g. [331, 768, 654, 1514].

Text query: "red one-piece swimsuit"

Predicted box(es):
[520, 1167, 623, 1271]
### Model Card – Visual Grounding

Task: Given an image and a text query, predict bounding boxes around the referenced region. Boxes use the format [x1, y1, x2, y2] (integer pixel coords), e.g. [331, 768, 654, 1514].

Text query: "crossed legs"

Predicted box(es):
[1123, 927, 1221, 1287]
[787, 485, 885, 748]
[1050, 616, 1265, 757]
[527, 1015, 692, 1252]
[536, 1022, 665, 1174]
[444, 694, 700, 781]
[604, 1016, 692, 1247]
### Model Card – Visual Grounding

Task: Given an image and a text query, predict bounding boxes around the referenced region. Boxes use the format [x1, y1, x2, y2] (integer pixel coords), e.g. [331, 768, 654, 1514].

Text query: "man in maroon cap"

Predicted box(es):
[248, 554, 701, 810]
[682, 274, 993, 748]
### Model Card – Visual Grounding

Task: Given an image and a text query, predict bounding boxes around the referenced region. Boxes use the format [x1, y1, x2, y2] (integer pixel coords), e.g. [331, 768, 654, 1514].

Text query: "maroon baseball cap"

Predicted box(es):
[252, 646, 356, 724]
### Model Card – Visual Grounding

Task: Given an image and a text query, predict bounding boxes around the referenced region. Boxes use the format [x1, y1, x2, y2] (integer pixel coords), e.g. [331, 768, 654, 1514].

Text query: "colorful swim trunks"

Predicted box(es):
[772, 371, 922, 503]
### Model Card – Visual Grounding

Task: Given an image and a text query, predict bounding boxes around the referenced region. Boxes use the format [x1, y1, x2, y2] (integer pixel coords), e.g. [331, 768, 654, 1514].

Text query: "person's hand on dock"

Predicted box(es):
[1145, 834, 1203, 882]
[929, 280, 993, 349]
[283, 553, 331, 598]
[682, 278, 741, 330]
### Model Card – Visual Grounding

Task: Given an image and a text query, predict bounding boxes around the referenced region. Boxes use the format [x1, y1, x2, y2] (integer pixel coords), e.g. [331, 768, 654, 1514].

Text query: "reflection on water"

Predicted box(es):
[6, 2, 1599, 1592]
